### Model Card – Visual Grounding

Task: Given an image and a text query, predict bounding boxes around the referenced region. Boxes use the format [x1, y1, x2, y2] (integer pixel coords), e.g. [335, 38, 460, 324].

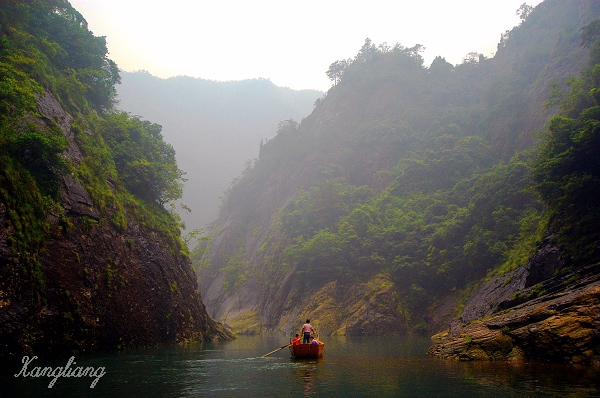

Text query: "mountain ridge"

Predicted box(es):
[198, 0, 600, 365]
[116, 71, 322, 231]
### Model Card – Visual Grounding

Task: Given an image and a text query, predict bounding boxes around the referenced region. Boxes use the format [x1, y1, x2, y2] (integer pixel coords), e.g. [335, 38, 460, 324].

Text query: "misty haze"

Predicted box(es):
[1, 0, 600, 396]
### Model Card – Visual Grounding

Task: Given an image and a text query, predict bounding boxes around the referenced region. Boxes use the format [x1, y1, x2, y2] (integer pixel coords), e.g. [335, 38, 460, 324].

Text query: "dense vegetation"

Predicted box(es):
[0, 0, 185, 289]
[116, 71, 321, 231]
[200, 0, 600, 332]
[533, 20, 600, 263]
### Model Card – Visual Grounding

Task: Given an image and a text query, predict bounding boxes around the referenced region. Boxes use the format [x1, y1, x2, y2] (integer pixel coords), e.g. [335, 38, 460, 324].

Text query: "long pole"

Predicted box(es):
[261, 343, 291, 358]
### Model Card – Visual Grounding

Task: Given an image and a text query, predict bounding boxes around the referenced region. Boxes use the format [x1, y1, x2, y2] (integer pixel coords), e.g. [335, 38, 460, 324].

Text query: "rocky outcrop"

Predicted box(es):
[428, 240, 600, 364]
[461, 238, 564, 323]
[204, 268, 407, 336]
[273, 274, 407, 336]
[0, 92, 230, 356]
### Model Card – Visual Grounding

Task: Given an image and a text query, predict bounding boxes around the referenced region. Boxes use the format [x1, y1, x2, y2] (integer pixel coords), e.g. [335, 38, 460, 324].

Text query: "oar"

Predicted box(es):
[261, 343, 291, 358]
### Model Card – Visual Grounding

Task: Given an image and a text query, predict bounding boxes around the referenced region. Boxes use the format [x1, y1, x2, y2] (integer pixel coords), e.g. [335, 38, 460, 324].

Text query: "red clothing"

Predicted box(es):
[292, 337, 301, 346]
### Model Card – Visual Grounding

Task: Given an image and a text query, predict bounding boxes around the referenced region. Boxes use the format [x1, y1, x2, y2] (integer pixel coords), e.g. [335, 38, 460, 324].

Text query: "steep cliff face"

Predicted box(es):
[428, 0, 600, 363]
[460, 238, 565, 324]
[428, 241, 600, 364]
[199, 108, 409, 335]
[0, 92, 229, 356]
[199, 0, 600, 338]
[203, 269, 407, 336]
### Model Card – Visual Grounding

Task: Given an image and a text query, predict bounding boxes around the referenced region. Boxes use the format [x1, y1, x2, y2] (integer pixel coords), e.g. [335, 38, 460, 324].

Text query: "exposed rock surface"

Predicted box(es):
[461, 238, 565, 323]
[0, 92, 230, 356]
[204, 268, 407, 336]
[199, 0, 600, 341]
[429, 240, 600, 364]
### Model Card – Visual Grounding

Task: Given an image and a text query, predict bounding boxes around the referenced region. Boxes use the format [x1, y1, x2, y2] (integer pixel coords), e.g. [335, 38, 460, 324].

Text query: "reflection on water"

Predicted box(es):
[292, 360, 319, 396]
[2, 335, 600, 397]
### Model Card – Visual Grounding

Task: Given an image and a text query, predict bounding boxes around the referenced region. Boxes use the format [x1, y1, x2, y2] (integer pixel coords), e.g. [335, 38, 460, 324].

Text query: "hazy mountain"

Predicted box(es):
[198, 0, 600, 364]
[116, 72, 322, 231]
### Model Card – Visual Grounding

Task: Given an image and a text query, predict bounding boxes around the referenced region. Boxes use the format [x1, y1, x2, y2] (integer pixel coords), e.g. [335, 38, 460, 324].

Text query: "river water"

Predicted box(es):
[3, 335, 600, 397]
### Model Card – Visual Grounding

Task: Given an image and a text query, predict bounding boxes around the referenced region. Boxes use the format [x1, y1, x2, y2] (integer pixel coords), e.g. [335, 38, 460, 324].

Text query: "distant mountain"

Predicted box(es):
[116, 72, 322, 231]
[198, 0, 600, 364]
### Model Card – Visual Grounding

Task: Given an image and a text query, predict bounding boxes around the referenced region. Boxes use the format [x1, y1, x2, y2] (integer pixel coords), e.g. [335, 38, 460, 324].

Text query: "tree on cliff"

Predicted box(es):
[101, 113, 185, 206]
[326, 59, 349, 86]
[534, 20, 600, 262]
[517, 3, 533, 22]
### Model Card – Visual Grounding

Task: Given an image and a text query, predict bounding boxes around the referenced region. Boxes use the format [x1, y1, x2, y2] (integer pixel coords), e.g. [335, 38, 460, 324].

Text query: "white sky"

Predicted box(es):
[69, 0, 544, 91]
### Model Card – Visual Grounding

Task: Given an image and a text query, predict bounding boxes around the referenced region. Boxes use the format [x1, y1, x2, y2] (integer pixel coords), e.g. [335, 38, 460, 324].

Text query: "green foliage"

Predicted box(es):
[118, 72, 320, 230]
[494, 207, 547, 275]
[0, 155, 52, 262]
[184, 228, 211, 261]
[205, 10, 600, 329]
[278, 143, 541, 303]
[73, 117, 121, 214]
[7, 126, 69, 197]
[208, 32, 551, 318]
[0, 0, 120, 114]
[0, 57, 41, 119]
[74, 113, 186, 250]
[0, 0, 187, 287]
[533, 26, 600, 262]
[221, 248, 248, 293]
[510, 282, 546, 302]
[99, 112, 185, 206]
[282, 179, 373, 238]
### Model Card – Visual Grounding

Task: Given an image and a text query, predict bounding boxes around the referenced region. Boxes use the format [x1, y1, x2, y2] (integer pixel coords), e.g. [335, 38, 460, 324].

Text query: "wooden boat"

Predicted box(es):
[289, 342, 324, 359]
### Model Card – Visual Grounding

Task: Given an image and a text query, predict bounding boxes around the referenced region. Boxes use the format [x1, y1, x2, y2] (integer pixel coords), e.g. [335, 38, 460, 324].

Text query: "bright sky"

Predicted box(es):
[69, 0, 544, 92]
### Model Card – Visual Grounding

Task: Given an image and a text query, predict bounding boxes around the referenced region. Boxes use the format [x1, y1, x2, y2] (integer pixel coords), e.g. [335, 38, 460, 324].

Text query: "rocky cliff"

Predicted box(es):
[428, 240, 600, 364]
[198, 0, 600, 340]
[0, 92, 230, 356]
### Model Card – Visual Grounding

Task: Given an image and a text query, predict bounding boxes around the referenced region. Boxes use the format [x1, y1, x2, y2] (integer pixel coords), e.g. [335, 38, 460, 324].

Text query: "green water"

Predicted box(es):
[3, 335, 600, 397]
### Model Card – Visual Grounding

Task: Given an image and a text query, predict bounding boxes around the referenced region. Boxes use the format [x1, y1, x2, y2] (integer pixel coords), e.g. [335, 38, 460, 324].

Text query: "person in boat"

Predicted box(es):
[292, 334, 301, 346]
[302, 320, 315, 344]
[310, 336, 319, 345]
